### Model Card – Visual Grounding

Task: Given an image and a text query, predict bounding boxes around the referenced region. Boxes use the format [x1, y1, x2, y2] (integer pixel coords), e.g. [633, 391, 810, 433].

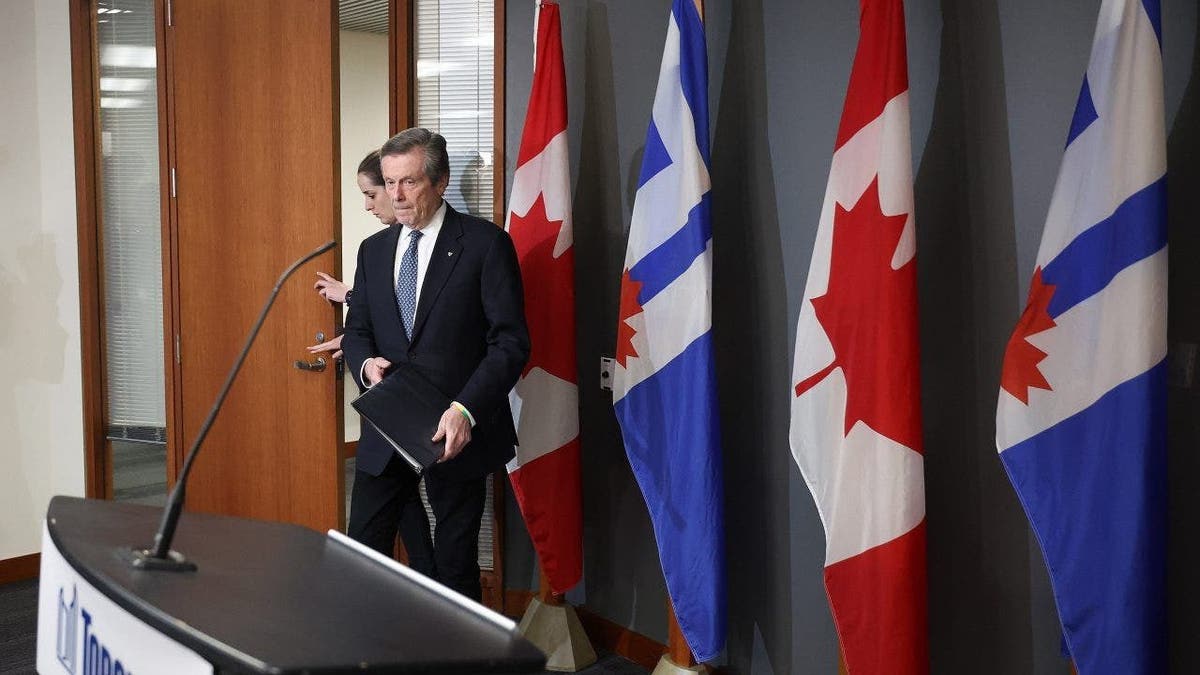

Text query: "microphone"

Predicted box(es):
[127, 239, 338, 571]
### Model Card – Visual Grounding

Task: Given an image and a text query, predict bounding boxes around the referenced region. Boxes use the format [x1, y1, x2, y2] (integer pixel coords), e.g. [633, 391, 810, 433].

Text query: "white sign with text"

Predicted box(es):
[36, 523, 213, 675]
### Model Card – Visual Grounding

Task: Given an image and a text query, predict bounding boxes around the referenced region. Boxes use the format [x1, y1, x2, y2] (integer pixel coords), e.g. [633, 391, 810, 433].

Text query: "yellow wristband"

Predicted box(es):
[450, 401, 475, 426]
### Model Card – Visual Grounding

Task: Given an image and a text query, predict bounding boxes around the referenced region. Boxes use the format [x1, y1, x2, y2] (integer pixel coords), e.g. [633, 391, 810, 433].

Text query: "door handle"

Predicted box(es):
[294, 357, 327, 373]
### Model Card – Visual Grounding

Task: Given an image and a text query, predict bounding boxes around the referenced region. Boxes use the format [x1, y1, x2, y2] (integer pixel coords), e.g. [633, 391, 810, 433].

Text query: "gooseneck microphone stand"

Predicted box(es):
[127, 239, 337, 571]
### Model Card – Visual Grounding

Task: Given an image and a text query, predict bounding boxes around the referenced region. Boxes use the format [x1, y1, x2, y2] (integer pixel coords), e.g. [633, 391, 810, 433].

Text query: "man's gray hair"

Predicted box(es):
[380, 128, 451, 185]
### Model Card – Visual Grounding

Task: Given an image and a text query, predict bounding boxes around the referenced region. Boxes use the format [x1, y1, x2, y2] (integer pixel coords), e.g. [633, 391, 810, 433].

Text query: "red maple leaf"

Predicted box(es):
[616, 269, 644, 368]
[794, 177, 923, 452]
[1000, 268, 1056, 404]
[510, 193, 576, 381]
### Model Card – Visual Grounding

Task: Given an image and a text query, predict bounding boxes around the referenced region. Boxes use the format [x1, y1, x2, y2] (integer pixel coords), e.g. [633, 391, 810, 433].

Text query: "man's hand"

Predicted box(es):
[364, 357, 392, 386]
[307, 334, 343, 360]
[432, 407, 472, 463]
[314, 272, 351, 303]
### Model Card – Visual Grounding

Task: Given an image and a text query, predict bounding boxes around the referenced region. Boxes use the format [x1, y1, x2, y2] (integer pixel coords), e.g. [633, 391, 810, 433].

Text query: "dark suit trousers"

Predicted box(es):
[347, 454, 488, 601]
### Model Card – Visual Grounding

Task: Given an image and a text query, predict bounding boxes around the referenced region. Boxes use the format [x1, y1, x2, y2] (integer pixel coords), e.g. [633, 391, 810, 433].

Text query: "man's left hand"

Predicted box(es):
[432, 407, 472, 462]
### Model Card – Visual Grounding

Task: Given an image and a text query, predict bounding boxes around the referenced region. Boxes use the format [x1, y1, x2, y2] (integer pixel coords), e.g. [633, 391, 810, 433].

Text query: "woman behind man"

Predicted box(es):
[311, 149, 434, 573]
[309, 150, 392, 355]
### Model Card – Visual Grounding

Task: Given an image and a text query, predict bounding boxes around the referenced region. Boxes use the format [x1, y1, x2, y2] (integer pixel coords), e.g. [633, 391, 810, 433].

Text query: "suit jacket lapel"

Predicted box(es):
[377, 224, 409, 347]
[410, 205, 463, 345]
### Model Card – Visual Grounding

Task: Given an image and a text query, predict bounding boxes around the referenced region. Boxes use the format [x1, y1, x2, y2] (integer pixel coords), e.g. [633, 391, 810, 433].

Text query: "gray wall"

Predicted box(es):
[503, 1, 1199, 673]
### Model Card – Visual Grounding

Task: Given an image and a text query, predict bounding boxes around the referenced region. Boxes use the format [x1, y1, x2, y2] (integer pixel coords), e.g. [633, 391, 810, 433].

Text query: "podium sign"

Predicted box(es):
[35, 497, 544, 673]
[36, 523, 212, 675]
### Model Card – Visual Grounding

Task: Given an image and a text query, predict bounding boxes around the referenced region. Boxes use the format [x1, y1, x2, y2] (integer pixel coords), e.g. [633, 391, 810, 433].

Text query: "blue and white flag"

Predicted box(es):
[612, 0, 725, 662]
[997, 1, 1166, 672]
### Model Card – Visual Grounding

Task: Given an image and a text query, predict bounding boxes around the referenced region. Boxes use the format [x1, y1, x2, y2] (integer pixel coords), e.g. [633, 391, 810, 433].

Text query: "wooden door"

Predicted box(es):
[164, 0, 343, 531]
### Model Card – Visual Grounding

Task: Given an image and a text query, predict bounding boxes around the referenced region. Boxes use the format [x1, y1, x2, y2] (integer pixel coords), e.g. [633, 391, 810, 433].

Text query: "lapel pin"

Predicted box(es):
[447, 251, 454, 257]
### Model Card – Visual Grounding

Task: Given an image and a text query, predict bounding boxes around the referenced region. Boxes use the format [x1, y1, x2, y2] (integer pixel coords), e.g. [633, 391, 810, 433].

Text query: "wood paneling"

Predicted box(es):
[492, 0, 506, 221]
[165, 0, 343, 531]
[487, 0, 507, 617]
[159, 0, 184, 487]
[0, 554, 41, 585]
[69, 0, 109, 500]
[481, 469, 505, 610]
[389, 0, 414, 132]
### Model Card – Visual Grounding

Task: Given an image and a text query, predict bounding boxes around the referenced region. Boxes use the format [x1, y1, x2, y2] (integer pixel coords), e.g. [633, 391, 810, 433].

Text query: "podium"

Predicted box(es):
[36, 496, 546, 673]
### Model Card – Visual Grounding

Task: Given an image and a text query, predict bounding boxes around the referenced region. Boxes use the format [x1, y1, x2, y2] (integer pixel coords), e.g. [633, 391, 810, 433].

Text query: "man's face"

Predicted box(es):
[381, 150, 448, 230]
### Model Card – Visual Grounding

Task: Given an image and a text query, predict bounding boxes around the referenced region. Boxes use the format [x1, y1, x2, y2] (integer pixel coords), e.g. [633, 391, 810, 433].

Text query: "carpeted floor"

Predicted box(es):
[0, 579, 644, 674]
[0, 580, 37, 674]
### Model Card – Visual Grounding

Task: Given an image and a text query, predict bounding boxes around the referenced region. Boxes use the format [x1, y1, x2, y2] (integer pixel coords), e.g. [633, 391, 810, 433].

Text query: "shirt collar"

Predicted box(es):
[400, 200, 447, 242]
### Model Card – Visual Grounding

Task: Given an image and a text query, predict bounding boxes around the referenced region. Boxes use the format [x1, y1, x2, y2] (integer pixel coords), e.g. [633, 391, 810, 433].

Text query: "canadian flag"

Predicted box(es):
[505, 0, 583, 594]
[788, 0, 927, 672]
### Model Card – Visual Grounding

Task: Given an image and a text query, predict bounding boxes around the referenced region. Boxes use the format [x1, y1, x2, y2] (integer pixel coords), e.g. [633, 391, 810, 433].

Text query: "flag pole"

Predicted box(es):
[538, 569, 562, 604]
[652, 2, 710, 674]
[651, 600, 703, 674]
[667, 601, 696, 666]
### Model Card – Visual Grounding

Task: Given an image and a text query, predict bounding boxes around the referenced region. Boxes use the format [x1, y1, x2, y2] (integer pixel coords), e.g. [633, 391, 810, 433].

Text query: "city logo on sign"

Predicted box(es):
[56, 585, 78, 673]
[55, 583, 134, 675]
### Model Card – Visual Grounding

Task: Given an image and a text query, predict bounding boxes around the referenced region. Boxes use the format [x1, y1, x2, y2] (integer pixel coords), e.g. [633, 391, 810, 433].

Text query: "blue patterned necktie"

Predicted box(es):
[396, 229, 422, 339]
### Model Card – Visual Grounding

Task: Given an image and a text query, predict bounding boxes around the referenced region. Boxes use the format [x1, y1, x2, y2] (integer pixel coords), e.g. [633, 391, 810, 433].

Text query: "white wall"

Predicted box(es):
[0, 19, 388, 556]
[0, 0, 85, 560]
[338, 29, 391, 442]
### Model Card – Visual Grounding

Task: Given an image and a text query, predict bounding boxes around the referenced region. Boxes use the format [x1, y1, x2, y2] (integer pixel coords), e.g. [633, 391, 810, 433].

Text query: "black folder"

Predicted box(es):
[351, 363, 449, 473]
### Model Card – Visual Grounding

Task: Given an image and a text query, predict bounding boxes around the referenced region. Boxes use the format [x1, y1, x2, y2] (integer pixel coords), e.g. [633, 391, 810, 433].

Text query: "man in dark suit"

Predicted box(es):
[342, 128, 529, 601]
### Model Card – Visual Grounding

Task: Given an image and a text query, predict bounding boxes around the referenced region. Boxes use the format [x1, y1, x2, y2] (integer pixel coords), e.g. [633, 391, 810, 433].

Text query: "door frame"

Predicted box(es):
[69, 0, 108, 500]
[69, 0, 184, 500]
[71, 0, 509, 610]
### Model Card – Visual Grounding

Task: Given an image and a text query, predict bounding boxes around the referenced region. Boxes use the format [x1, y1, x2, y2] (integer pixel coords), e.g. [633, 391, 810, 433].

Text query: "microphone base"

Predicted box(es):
[123, 547, 198, 572]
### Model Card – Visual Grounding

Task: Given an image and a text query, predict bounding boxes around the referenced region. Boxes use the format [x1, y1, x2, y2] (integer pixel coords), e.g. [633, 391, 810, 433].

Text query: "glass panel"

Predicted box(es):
[97, 0, 167, 504]
[415, 0, 495, 222]
[338, 0, 392, 527]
